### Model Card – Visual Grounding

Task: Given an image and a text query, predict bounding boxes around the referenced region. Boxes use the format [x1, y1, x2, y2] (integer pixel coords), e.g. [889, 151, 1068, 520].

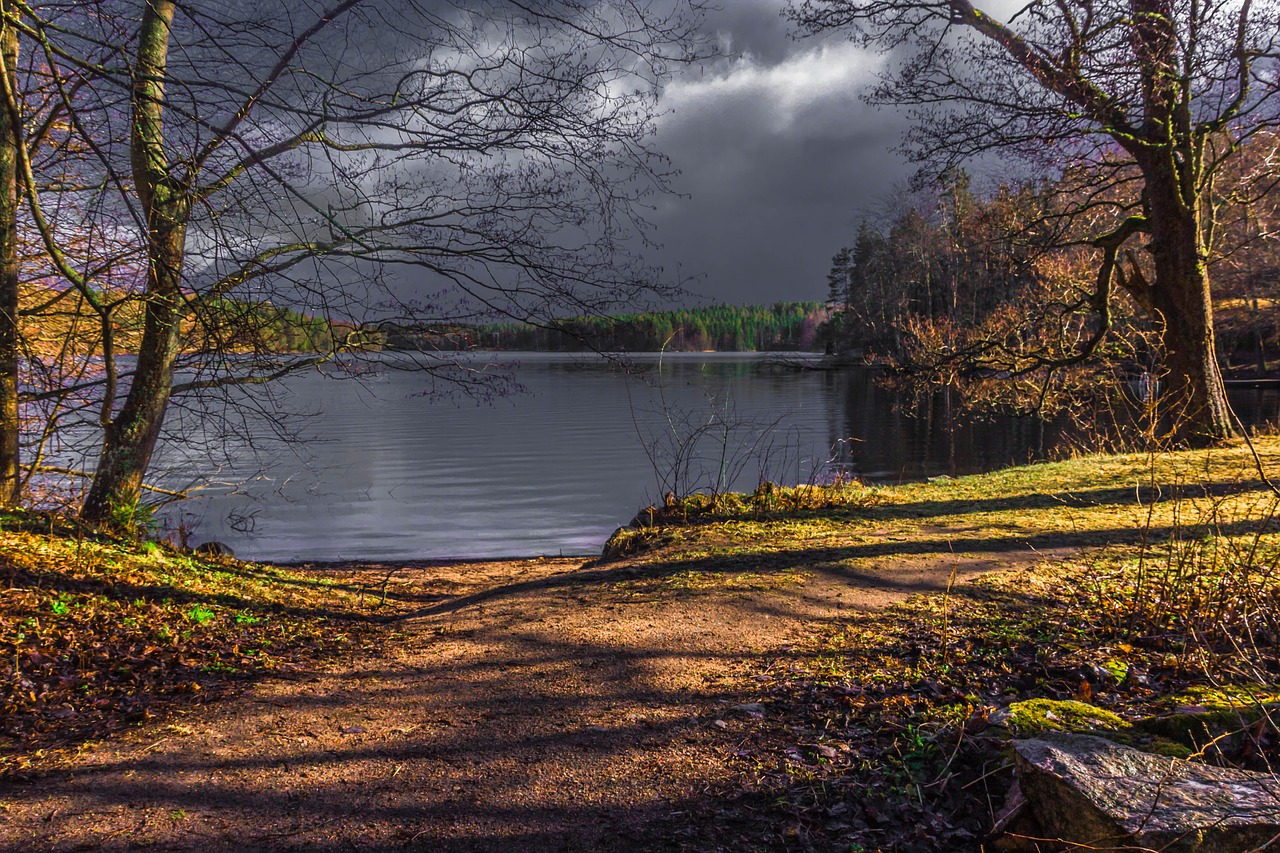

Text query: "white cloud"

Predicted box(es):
[661, 41, 884, 134]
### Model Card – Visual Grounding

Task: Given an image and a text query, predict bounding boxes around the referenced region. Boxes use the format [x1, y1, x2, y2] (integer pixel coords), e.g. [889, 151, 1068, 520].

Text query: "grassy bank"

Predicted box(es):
[604, 439, 1280, 850]
[0, 513, 383, 778]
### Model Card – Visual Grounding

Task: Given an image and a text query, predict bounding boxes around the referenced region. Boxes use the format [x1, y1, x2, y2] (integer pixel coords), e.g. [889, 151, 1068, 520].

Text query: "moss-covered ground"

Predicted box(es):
[1, 439, 1278, 850]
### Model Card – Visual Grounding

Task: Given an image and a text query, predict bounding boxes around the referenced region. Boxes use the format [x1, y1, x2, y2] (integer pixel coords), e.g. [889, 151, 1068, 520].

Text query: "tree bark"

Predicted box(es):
[917, 0, 1241, 445]
[1140, 166, 1236, 444]
[0, 3, 20, 505]
[1129, 0, 1236, 445]
[81, 0, 186, 524]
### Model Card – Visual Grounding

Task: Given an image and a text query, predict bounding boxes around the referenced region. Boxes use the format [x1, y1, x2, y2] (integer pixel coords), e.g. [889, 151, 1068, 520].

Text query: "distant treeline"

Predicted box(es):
[22, 289, 375, 360]
[91, 300, 831, 356]
[196, 299, 375, 354]
[385, 303, 829, 352]
[31, 298, 833, 358]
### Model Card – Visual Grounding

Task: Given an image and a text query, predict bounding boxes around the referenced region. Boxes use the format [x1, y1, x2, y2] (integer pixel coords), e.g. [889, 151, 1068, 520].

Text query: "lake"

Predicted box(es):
[151, 353, 1280, 562]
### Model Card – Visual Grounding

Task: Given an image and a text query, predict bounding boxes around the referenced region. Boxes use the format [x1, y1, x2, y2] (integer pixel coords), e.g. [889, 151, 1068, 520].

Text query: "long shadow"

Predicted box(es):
[396, 514, 1277, 621]
[218, 480, 1273, 617]
[6, 528, 1262, 852]
[0, 557, 408, 625]
[7, 500, 1268, 778]
[857, 478, 1273, 520]
[0, 525, 1064, 797]
[236, 559, 471, 606]
[0, 779, 738, 852]
[0, 554, 423, 771]
[644, 479, 1275, 531]
[0, 622, 768, 799]
[0, 579, 1105, 851]
[6, 482, 1273, 852]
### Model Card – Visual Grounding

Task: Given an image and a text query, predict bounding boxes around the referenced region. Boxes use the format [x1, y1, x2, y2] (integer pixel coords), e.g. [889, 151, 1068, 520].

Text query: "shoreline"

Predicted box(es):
[269, 552, 601, 570]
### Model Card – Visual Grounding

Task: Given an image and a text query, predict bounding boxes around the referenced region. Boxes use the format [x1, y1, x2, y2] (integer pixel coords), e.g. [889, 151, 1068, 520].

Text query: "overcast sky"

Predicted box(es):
[647, 2, 911, 307]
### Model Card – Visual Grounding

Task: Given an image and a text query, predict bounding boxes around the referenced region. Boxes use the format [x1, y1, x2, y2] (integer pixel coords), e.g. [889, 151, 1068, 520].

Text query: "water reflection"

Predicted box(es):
[832, 371, 1054, 481]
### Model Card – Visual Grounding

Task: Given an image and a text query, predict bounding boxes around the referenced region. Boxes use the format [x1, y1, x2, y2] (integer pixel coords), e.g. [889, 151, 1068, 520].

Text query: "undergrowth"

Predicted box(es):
[0, 510, 379, 778]
[618, 440, 1280, 851]
[694, 549, 1278, 851]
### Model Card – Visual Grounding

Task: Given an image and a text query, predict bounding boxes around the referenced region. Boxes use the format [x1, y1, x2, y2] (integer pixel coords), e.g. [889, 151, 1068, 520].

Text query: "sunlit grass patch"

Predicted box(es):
[606, 438, 1280, 567]
[669, 439, 1280, 850]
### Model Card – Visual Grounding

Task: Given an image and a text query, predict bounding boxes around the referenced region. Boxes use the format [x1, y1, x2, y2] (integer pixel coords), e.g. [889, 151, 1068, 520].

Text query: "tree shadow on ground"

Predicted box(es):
[390, 513, 1276, 622]
[647, 479, 1275, 530]
[4, 483, 1276, 852]
[0, 598, 797, 852]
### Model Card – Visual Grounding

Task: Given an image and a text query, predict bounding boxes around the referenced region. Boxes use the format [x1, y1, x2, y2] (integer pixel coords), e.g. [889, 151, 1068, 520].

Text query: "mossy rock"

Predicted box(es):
[1134, 695, 1279, 753]
[1166, 685, 1280, 710]
[1006, 699, 1129, 736]
[1134, 737, 1195, 759]
[1005, 699, 1195, 758]
[600, 526, 674, 559]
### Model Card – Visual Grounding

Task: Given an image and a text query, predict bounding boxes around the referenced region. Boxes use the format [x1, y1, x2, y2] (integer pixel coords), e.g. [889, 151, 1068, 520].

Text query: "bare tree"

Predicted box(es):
[0, 0, 701, 522]
[0, 0, 119, 507]
[790, 0, 1280, 444]
[0, 1, 19, 505]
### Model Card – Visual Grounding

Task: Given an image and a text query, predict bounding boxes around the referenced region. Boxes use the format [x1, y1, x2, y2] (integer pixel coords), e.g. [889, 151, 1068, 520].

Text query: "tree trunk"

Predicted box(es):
[81, 0, 186, 524]
[1143, 166, 1237, 445]
[79, 264, 183, 523]
[1124, 0, 1236, 446]
[0, 5, 20, 506]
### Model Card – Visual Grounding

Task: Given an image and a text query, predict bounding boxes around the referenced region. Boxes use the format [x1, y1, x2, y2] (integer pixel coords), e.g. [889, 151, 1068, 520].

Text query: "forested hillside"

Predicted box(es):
[386, 303, 828, 352]
[26, 294, 826, 359]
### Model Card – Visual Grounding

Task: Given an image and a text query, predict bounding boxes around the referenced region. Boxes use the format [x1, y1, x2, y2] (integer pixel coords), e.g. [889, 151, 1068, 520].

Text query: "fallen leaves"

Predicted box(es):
[0, 513, 380, 777]
[694, 554, 1279, 851]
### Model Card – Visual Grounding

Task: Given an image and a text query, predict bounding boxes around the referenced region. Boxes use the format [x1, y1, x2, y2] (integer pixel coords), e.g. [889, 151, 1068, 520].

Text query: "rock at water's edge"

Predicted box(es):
[1014, 732, 1280, 853]
[194, 540, 235, 558]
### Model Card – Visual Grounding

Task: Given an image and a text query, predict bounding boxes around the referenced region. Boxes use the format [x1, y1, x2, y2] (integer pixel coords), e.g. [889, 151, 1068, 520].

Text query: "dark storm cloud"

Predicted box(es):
[650, 8, 913, 306]
[697, 0, 795, 64]
[262, 0, 914, 309]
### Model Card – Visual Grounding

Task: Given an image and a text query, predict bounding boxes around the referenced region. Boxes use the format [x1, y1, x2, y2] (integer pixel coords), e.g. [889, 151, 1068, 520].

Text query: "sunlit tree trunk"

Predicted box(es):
[82, 1, 186, 523]
[1140, 166, 1235, 442]
[0, 3, 20, 506]
[1130, 0, 1234, 443]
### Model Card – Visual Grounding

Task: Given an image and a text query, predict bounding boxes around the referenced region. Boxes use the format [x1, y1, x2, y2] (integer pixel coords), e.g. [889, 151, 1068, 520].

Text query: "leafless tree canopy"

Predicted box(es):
[791, 0, 1280, 444]
[0, 0, 704, 518]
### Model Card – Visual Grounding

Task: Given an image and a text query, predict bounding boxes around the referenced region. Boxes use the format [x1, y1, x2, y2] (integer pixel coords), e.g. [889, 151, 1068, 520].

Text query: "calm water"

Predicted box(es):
[150, 353, 1280, 561]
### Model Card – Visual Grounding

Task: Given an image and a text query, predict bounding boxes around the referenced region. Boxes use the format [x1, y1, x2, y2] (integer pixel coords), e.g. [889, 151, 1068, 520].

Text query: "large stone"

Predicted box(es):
[1014, 732, 1280, 852]
[193, 540, 235, 558]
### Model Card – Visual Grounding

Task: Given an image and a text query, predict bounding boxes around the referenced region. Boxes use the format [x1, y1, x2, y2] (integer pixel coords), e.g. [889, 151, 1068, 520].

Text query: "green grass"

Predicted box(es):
[606, 439, 1280, 590]
[5, 439, 1280, 846]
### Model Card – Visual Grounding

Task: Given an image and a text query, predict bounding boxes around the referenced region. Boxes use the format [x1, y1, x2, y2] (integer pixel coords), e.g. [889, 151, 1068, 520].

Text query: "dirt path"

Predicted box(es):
[0, 541, 1058, 852]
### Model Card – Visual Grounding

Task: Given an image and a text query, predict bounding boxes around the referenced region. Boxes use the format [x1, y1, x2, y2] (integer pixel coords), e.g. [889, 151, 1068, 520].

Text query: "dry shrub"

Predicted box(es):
[1086, 487, 1280, 678]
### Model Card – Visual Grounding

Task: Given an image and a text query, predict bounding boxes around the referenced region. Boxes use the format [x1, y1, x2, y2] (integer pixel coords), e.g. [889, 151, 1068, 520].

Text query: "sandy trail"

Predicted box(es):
[0, 543, 1051, 851]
